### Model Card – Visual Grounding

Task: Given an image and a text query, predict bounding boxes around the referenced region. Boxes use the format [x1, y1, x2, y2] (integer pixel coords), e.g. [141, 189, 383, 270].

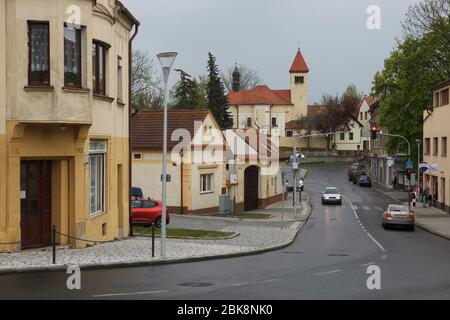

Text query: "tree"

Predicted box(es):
[131, 50, 163, 111]
[206, 52, 233, 129]
[172, 69, 203, 109]
[221, 64, 261, 92]
[342, 84, 363, 102]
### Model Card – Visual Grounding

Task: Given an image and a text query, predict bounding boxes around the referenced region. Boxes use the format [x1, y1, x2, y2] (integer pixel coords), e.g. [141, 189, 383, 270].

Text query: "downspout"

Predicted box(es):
[128, 21, 139, 236]
[180, 150, 184, 214]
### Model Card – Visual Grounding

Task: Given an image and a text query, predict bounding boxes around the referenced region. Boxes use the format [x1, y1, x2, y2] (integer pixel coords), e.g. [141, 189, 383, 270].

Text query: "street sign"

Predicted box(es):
[405, 161, 413, 169]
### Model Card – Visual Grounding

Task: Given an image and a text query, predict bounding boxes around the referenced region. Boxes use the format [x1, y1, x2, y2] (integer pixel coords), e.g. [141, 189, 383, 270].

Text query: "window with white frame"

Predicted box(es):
[200, 173, 213, 193]
[89, 140, 107, 214]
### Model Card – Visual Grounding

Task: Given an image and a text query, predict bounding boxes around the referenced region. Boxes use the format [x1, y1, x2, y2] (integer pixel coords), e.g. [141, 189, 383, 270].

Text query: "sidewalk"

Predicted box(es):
[376, 184, 450, 240]
[0, 193, 311, 274]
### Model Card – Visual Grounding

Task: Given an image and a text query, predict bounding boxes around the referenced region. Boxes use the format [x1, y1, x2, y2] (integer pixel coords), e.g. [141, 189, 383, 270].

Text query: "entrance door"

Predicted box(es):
[20, 160, 52, 249]
[244, 166, 259, 211]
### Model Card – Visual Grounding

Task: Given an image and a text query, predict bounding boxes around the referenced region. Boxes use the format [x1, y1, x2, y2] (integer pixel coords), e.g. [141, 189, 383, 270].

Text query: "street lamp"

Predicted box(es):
[416, 139, 422, 200]
[157, 51, 177, 258]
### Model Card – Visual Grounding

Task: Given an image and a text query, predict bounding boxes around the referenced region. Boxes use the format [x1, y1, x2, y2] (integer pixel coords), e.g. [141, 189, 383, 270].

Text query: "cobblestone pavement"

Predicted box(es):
[0, 193, 309, 272]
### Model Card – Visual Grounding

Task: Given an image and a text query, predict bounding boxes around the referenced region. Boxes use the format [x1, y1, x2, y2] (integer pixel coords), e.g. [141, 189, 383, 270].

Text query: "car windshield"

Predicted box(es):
[360, 176, 369, 180]
[324, 188, 338, 194]
[389, 205, 409, 213]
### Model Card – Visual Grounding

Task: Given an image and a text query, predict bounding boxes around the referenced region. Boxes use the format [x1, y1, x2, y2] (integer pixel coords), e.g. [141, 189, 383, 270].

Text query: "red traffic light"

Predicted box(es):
[371, 126, 377, 131]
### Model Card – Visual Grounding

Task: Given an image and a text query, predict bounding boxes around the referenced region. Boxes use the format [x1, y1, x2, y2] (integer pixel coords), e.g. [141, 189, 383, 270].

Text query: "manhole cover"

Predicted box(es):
[177, 282, 214, 287]
[328, 253, 350, 257]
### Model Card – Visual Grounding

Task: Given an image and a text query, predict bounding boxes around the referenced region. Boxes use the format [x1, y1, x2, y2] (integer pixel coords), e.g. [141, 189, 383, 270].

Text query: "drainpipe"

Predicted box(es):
[128, 21, 140, 237]
[180, 150, 184, 214]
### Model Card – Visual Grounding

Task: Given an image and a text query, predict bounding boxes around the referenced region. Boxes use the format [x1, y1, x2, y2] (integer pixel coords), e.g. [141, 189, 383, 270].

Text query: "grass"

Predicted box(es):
[133, 226, 235, 239]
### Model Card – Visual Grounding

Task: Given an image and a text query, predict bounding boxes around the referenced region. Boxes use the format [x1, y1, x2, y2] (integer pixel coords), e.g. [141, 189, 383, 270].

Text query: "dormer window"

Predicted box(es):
[294, 76, 304, 84]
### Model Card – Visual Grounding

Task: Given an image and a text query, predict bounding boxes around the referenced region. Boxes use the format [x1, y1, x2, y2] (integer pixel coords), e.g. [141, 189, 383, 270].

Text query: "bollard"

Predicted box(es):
[52, 225, 56, 264]
[151, 223, 155, 258]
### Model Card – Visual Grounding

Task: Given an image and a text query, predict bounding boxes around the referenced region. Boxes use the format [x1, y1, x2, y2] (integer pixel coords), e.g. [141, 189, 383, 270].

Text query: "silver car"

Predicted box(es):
[382, 204, 415, 231]
[321, 187, 342, 205]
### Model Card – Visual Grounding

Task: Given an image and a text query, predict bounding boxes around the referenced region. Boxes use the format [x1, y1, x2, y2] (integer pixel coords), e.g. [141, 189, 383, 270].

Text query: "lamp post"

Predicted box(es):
[416, 139, 422, 201]
[157, 51, 177, 258]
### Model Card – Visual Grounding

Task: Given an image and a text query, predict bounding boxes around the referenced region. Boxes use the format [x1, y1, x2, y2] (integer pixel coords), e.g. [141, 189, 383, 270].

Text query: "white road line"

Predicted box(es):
[314, 269, 343, 276]
[229, 279, 277, 287]
[363, 206, 370, 210]
[352, 205, 358, 210]
[361, 262, 376, 267]
[375, 206, 383, 211]
[93, 290, 168, 298]
[343, 195, 387, 254]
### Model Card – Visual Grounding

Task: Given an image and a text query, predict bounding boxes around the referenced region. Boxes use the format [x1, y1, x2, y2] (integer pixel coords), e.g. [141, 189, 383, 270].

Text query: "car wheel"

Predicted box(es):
[154, 217, 162, 228]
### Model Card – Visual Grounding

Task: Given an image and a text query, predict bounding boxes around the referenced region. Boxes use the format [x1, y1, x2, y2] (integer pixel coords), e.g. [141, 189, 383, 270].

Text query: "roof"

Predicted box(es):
[307, 104, 327, 117]
[131, 110, 212, 150]
[285, 105, 327, 129]
[289, 49, 309, 73]
[115, 0, 140, 26]
[363, 95, 374, 107]
[432, 78, 450, 92]
[93, 3, 114, 20]
[228, 85, 293, 105]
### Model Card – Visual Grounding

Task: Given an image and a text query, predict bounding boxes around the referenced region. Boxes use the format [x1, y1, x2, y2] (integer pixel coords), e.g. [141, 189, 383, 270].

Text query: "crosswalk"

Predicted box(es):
[350, 205, 384, 212]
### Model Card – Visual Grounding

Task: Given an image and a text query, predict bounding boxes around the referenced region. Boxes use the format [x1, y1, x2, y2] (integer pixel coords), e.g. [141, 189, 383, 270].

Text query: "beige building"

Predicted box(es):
[0, 0, 138, 252]
[131, 110, 286, 214]
[357, 96, 373, 151]
[228, 50, 309, 147]
[423, 79, 450, 212]
[333, 117, 364, 153]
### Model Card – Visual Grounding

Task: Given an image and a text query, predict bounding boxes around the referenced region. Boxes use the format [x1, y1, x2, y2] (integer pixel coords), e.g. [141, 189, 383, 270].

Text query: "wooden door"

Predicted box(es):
[244, 166, 259, 211]
[20, 160, 52, 249]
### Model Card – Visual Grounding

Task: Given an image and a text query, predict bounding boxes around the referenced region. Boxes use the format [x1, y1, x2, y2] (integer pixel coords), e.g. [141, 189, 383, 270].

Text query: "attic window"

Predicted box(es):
[134, 153, 142, 160]
[294, 76, 304, 84]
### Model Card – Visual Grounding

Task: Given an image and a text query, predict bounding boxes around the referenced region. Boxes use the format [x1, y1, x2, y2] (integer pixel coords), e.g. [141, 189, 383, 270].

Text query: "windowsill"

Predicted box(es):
[24, 85, 54, 92]
[62, 86, 90, 93]
[117, 99, 126, 107]
[89, 211, 108, 220]
[200, 191, 214, 195]
[93, 93, 115, 103]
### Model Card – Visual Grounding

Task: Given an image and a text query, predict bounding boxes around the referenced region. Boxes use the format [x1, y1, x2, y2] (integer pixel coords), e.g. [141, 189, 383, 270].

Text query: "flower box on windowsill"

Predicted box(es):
[93, 93, 115, 103]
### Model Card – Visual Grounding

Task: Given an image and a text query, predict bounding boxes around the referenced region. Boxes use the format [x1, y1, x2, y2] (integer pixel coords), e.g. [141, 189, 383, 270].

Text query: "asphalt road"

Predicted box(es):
[1, 165, 450, 300]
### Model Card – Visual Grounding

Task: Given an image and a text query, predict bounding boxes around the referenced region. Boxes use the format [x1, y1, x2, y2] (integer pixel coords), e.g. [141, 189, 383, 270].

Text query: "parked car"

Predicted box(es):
[348, 163, 366, 181]
[131, 186, 143, 198]
[321, 187, 342, 205]
[131, 198, 170, 227]
[357, 175, 372, 187]
[382, 204, 415, 231]
[352, 170, 366, 184]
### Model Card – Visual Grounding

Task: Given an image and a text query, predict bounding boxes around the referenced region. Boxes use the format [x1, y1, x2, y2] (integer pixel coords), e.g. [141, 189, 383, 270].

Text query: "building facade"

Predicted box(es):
[0, 0, 138, 252]
[357, 96, 373, 152]
[423, 79, 450, 212]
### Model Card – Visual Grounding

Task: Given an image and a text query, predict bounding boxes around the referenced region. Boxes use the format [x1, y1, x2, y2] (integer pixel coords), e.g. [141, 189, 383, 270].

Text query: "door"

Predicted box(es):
[244, 166, 259, 211]
[20, 160, 52, 249]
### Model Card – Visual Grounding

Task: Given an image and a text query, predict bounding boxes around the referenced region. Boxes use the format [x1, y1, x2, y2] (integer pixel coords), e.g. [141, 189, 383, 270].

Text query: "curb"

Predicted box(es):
[0, 200, 312, 276]
[137, 232, 240, 241]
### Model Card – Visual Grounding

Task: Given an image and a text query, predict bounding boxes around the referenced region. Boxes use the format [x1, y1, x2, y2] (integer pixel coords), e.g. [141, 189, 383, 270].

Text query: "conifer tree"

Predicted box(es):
[173, 69, 201, 109]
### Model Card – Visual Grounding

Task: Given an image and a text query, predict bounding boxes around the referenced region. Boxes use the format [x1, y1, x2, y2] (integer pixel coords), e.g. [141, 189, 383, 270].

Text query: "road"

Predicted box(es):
[1, 165, 450, 300]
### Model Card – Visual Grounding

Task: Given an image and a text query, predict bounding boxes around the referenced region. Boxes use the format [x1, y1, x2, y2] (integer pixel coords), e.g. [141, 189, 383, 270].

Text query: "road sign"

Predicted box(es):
[405, 161, 413, 169]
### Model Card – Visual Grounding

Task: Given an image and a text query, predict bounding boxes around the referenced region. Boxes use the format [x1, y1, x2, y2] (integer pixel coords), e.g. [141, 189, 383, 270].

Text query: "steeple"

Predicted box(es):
[289, 48, 309, 73]
[232, 63, 241, 92]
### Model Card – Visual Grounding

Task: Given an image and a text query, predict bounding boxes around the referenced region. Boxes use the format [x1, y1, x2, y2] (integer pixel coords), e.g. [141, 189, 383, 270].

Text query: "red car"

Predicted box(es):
[131, 198, 170, 227]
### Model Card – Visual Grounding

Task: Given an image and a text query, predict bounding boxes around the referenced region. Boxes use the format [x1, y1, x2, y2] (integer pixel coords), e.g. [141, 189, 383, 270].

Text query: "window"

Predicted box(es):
[89, 140, 107, 215]
[246, 117, 252, 128]
[64, 24, 82, 87]
[349, 132, 354, 140]
[286, 130, 293, 137]
[360, 112, 363, 120]
[272, 117, 277, 127]
[294, 76, 304, 84]
[143, 200, 157, 208]
[433, 137, 439, 156]
[117, 56, 123, 102]
[28, 21, 50, 86]
[441, 89, 449, 106]
[274, 177, 278, 194]
[133, 153, 142, 160]
[340, 133, 345, 140]
[200, 174, 213, 193]
[442, 137, 447, 157]
[435, 92, 440, 107]
[365, 112, 368, 120]
[92, 40, 109, 95]
[425, 138, 431, 155]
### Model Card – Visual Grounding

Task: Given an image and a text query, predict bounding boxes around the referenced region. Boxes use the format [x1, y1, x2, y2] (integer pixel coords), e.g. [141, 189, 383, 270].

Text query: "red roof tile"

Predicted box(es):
[363, 95, 374, 107]
[228, 85, 292, 106]
[131, 110, 211, 150]
[289, 50, 309, 73]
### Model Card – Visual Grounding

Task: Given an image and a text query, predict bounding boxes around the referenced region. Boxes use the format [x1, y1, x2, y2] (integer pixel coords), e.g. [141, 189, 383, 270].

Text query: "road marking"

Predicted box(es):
[352, 205, 358, 210]
[375, 206, 383, 211]
[363, 206, 370, 210]
[92, 290, 168, 298]
[380, 254, 388, 260]
[361, 262, 376, 267]
[343, 195, 387, 254]
[314, 269, 343, 276]
[228, 279, 277, 287]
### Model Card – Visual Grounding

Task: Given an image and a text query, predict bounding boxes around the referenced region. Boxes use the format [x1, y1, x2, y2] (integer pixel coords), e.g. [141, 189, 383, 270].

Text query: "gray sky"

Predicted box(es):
[123, 0, 421, 104]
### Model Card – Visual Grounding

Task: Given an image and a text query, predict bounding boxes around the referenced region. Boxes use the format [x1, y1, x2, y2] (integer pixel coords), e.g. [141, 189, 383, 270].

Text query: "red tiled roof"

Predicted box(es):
[131, 110, 211, 150]
[363, 95, 374, 107]
[289, 50, 309, 73]
[307, 104, 327, 117]
[228, 85, 292, 106]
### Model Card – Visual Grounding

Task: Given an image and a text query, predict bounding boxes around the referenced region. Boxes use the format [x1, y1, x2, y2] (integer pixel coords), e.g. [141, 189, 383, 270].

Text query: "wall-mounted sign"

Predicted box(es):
[20, 191, 26, 199]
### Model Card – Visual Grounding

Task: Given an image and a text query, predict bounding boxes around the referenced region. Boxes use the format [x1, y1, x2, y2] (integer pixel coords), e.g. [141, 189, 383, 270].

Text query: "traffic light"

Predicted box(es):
[406, 168, 412, 180]
[371, 126, 378, 140]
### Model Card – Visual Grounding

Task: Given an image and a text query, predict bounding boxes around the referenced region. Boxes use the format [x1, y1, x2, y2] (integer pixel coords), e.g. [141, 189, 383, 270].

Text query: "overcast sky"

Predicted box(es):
[122, 0, 421, 104]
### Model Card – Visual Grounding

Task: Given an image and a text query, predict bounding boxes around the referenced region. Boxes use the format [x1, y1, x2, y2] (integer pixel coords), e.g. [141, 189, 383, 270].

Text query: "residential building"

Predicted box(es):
[423, 78, 450, 212]
[228, 49, 309, 146]
[0, 0, 138, 252]
[131, 110, 286, 214]
[358, 95, 373, 152]
[333, 117, 364, 155]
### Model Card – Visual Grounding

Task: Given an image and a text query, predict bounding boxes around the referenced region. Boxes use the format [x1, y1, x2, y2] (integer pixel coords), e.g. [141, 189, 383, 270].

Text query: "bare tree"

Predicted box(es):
[402, 0, 450, 42]
[131, 50, 163, 111]
[221, 64, 261, 92]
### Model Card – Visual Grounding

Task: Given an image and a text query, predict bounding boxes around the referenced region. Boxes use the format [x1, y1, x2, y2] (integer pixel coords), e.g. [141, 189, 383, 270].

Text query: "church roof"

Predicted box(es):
[289, 49, 309, 73]
[228, 85, 293, 105]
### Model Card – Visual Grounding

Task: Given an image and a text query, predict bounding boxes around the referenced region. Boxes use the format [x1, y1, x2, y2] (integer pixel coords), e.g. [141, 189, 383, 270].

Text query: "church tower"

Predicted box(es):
[289, 49, 309, 119]
[232, 64, 241, 92]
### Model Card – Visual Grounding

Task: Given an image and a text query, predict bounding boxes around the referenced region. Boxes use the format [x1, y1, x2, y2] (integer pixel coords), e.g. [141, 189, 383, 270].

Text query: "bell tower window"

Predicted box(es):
[294, 76, 304, 84]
